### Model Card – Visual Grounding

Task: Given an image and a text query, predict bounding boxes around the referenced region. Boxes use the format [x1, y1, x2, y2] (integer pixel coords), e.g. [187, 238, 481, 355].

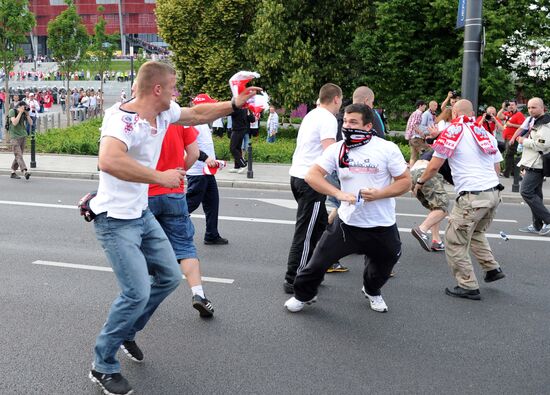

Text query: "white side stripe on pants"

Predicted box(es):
[297, 201, 321, 274]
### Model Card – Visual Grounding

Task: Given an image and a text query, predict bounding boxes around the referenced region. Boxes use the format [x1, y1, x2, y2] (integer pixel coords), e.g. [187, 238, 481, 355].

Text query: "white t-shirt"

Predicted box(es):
[433, 125, 502, 194]
[90, 100, 181, 219]
[212, 117, 224, 128]
[289, 107, 337, 179]
[187, 124, 216, 176]
[316, 138, 408, 228]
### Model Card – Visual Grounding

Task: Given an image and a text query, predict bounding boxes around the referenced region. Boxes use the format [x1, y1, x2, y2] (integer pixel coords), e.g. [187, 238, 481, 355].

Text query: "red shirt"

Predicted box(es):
[476, 115, 498, 135]
[502, 111, 525, 141]
[148, 124, 198, 196]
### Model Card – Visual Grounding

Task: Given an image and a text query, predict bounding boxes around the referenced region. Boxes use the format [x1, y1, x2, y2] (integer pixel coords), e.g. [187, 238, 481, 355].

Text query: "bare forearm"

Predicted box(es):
[180, 102, 234, 126]
[99, 151, 161, 184]
[377, 177, 411, 199]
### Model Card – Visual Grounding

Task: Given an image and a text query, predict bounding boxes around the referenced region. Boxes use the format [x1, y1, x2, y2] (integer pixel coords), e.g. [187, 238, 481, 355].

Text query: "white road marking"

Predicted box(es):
[191, 213, 294, 225]
[0, 200, 76, 209]
[32, 260, 235, 284]
[0, 199, 539, 240]
[230, 197, 517, 223]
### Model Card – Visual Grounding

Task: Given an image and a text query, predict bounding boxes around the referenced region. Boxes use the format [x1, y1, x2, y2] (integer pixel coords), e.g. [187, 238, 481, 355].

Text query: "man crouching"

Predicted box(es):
[284, 104, 411, 313]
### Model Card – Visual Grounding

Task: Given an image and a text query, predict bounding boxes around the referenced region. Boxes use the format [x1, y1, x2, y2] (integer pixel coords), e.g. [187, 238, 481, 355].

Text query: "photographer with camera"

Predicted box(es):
[497, 100, 525, 178]
[476, 106, 504, 151]
[441, 90, 460, 110]
[8, 101, 32, 180]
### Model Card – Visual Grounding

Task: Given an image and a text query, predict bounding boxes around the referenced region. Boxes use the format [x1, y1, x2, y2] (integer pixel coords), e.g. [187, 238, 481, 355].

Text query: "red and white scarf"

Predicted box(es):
[431, 116, 497, 157]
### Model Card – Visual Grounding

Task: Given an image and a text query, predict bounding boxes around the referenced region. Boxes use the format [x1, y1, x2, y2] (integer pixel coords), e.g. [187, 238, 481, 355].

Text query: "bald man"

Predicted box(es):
[352, 86, 385, 138]
[413, 99, 505, 301]
[516, 97, 550, 235]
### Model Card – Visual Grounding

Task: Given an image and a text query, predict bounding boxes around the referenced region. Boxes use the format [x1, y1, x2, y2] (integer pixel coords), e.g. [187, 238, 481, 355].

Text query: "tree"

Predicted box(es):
[352, 0, 464, 118]
[87, 5, 118, 112]
[156, 0, 257, 102]
[47, 0, 89, 125]
[0, 0, 36, 112]
[247, 0, 369, 110]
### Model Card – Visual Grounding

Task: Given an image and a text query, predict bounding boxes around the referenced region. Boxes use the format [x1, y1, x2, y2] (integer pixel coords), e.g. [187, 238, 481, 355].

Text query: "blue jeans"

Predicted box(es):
[326, 171, 341, 209]
[148, 193, 197, 260]
[93, 209, 181, 374]
[241, 132, 250, 151]
[266, 132, 276, 143]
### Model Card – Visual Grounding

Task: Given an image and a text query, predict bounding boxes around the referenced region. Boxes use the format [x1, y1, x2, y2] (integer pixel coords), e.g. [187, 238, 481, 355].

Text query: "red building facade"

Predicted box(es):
[27, 0, 160, 56]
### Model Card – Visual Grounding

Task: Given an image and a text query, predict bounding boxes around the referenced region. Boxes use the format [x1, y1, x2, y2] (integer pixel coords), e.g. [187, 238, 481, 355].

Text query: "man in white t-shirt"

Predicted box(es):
[283, 83, 342, 294]
[86, 61, 260, 395]
[413, 100, 505, 301]
[285, 103, 410, 313]
[186, 93, 228, 245]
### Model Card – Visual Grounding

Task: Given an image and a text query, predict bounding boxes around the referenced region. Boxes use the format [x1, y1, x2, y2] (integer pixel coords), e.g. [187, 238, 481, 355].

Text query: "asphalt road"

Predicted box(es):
[0, 176, 549, 394]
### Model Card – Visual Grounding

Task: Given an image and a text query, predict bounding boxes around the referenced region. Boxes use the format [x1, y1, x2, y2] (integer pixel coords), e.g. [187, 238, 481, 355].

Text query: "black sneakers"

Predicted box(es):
[484, 268, 506, 283]
[192, 295, 214, 318]
[89, 370, 133, 395]
[10, 173, 20, 179]
[204, 237, 229, 245]
[120, 340, 143, 362]
[445, 286, 481, 300]
[24, 171, 31, 180]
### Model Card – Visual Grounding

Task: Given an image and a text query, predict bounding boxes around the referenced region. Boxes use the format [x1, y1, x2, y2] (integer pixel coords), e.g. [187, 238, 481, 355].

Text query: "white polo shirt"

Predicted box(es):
[316, 138, 408, 228]
[90, 100, 181, 219]
[433, 125, 502, 194]
[187, 124, 216, 176]
[289, 107, 337, 179]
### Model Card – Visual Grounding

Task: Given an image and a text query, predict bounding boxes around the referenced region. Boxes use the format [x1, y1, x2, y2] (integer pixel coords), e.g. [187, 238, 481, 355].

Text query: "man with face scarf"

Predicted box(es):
[285, 104, 411, 314]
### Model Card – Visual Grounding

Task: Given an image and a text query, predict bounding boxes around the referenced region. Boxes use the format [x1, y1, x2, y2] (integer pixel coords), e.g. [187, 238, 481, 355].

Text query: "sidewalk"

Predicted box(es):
[0, 152, 548, 204]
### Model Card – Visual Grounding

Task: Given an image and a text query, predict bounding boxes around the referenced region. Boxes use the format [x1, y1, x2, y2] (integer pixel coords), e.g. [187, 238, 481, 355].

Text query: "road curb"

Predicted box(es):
[0, 169, 99, 180]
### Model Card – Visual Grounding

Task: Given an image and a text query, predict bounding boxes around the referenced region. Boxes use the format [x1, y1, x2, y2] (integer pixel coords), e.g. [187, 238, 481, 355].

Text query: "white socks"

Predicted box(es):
[191, 285, 205, 298]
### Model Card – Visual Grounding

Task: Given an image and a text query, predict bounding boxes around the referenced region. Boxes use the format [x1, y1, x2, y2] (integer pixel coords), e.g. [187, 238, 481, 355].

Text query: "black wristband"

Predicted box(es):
[416, 180, 425, 185]
[198, 150, 208, 162]
[231, 97, 239, 112]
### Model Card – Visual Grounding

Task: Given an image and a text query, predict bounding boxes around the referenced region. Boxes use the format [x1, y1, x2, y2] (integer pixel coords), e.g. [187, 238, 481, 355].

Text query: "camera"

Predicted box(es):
[484, 113, 493, 122]
[504, 101, 510, 107]
[17, 101, 30, 111]
[451, 90, 459, 98]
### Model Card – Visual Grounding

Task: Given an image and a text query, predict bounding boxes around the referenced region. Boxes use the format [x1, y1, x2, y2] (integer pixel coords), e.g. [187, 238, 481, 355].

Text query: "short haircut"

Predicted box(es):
[319, 83, 342, 105]
[415, 100, 426, 108]
[344, 103, 373, 126]
[509, 99, 517, 105]
[352, 86, 374, 104]
[136, 61, 176, 94]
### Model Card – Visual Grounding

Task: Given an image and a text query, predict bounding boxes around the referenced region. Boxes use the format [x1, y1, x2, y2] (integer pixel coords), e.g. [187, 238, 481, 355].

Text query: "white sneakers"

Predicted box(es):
[284, 296, 317, 312]
[362, 287, 388, 312]
[285, 289, 389, 313]
[229, 168, 246, 174]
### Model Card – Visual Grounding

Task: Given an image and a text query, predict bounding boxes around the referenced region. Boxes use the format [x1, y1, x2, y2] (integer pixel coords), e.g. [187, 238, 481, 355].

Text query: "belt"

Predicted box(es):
[524, 167, 543, 173]
[458, 186, 499, 197]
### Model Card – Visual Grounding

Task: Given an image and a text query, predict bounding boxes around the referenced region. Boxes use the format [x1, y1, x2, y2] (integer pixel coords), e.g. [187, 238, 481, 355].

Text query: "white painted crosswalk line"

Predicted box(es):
[32, 260, 235, 284]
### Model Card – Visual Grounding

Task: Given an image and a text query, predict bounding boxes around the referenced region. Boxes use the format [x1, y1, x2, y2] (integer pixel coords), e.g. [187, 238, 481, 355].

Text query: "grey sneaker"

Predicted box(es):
[539, 224, 550, 236]
[411, 226, 431, 251]
[518, 224, 539, 234]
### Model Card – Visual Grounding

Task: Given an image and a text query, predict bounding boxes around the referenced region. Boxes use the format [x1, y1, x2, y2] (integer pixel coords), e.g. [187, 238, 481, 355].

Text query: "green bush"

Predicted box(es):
[36, 118, 101, 155]
[35, 120, 412, 163]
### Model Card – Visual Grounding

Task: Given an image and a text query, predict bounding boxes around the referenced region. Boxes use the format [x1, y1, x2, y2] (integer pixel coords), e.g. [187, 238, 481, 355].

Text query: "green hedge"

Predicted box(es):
[35, 118, 102, 155]
[35, 119, 412, 161]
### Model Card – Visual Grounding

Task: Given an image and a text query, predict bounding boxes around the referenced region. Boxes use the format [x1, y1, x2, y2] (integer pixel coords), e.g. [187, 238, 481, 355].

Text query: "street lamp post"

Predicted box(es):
[130, 46, 134, 91]
[460, 0, 483, 112]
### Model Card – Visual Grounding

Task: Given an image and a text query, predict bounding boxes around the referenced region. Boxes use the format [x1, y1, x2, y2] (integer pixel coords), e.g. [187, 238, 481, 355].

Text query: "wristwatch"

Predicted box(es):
[416, 180, 425, 185]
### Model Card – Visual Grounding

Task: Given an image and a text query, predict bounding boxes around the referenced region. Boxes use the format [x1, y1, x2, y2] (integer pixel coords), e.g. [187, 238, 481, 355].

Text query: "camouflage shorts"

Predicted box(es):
[411, 168, 449, 211]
